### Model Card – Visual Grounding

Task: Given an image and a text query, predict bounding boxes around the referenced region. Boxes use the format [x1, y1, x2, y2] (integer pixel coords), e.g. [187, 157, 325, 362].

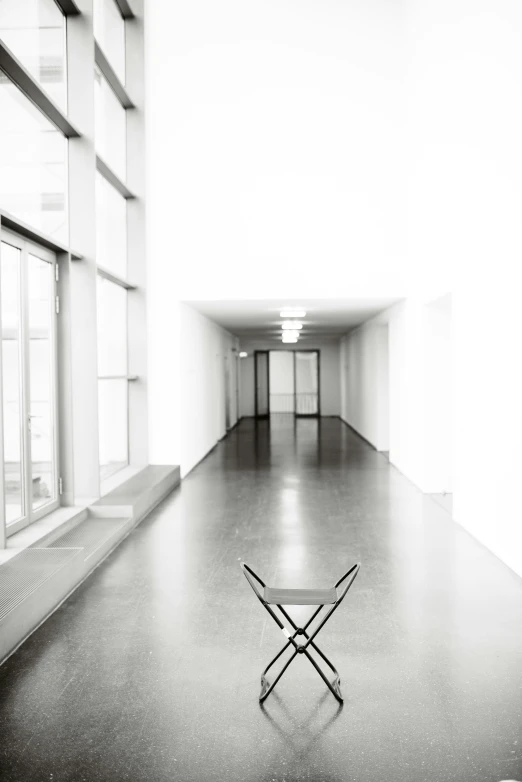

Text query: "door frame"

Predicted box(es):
[254, 350, 270, 418]
[0, 228, 60, 538]
[253, 348, 321, 419]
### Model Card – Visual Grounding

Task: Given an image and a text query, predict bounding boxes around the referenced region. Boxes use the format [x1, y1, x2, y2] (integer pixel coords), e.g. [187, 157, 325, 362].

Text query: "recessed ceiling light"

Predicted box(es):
[282, 336, 298, 343]
[280, 309, 306, 318]
[239, 351, 248, 358]
[281, 321, 303, 330]
[282, 330, 300, 339]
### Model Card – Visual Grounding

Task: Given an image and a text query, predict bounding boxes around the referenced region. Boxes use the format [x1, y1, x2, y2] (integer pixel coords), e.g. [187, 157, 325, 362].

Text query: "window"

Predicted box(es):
[94, 0, 131, 485]
[0, 72, 67, 244]
[93, 0, 125, 84]
[0, 0, 144, 548]
[0, 0, 67, 110]
[95, 172, 127, 277]
[1, 241, 23, 525]
[96, 276, 128, 480]
[94, 64, 126, 182]
[1, 233, 59, 534]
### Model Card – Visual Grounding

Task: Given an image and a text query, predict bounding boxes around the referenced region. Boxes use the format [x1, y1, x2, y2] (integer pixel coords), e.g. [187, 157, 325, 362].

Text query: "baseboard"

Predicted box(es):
[182, 443, 219, 478]
[338, 416, 378, 451]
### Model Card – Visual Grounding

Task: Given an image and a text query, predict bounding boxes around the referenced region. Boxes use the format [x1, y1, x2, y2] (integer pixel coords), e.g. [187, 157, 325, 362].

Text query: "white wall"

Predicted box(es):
[340, 323, 389, 451]
[388, 299, 426, 489]
[239, 340, 341, 417]
[423, 295, 453, 493]
[145, 0, 407, 304]
[147, 300, 239, 478]
[341, 296, 453, 491]
[405, 0, 522, 575]
[179, 304, 239, 477]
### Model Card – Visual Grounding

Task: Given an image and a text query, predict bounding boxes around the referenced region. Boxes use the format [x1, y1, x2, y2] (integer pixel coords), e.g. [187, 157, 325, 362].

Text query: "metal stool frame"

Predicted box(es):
[241, 562, 361, 703]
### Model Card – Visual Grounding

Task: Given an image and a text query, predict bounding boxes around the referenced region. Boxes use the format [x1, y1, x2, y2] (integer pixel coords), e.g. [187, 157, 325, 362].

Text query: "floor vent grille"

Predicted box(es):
[0, 548, 82, 623]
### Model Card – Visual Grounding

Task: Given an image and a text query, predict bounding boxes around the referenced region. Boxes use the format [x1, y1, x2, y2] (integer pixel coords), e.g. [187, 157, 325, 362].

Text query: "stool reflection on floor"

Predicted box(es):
[240, 561, 361, 703]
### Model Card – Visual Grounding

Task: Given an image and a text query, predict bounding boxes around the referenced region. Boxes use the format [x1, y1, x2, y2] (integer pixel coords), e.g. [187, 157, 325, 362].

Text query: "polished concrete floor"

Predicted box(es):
[1, 417, 521, 782]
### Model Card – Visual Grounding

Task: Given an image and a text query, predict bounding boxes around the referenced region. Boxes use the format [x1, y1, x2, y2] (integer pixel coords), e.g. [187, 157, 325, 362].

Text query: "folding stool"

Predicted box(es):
[241, 561, 361, 703]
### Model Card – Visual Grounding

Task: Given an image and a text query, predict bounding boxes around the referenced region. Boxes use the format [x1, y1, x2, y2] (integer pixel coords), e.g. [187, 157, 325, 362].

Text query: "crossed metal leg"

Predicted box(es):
[241, 562, 361, 703]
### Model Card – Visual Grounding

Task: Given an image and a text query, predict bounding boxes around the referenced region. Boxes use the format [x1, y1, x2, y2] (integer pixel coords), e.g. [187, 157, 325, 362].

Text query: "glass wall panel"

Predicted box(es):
[295, 351, 319, 415]
[0, 0, 67, 110]
[95, 172, 126, 277]
[93, 0, 125, 85]
[28, 253, 55, 511]
[94, 64, 126, 182]
[98, 379, 128, 480]
[0, 73, 67, 244]
[96, 276, 127, 377]
[1, 241, 24, 525]
[97, 276, 128, 480]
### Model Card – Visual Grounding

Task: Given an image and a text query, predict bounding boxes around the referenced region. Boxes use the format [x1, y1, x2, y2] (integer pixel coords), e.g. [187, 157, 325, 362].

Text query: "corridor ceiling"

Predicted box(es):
[186, 298, 401, 342]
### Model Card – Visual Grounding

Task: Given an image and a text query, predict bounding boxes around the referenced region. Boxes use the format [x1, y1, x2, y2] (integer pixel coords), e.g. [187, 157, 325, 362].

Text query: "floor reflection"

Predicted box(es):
[259, 689, 344, 779]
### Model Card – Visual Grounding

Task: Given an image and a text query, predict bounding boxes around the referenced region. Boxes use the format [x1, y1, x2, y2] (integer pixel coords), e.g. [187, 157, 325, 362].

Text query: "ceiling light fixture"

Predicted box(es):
[239, 351, 248, 358]
[280, 309, 306, 318]
[281, 321, 303, 330]
[282, 336, 298, 343]
[282, 330, 300, 340]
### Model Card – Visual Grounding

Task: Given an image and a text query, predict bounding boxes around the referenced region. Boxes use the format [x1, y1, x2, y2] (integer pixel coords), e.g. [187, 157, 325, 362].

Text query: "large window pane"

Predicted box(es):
[93, 0, 125, 85]
[97, 276, 128, 480]
[1, 241, 25, 525]
[94, 64, 126, 182]
[28, 254, 55, 511]
[95, 173, 126, 277]
[0, 73, 67, 244]
[98, 379, 128, 480]
[96, 276, 127, 377]
[0, 0, 67, 110]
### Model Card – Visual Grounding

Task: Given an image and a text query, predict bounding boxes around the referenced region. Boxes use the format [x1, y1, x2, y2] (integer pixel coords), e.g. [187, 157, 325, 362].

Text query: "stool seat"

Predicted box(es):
[264, 586, 338, 605]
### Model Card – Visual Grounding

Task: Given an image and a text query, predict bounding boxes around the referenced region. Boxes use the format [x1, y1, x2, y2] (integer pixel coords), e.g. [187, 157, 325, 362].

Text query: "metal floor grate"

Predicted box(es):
[0, 517, 131, 625]
[0, 547, 82, 623]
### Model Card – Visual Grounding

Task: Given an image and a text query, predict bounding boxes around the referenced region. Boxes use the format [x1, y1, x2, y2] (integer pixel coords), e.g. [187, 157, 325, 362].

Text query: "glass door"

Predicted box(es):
[295, 350, 319, 416]
[1, 231, 59, 536]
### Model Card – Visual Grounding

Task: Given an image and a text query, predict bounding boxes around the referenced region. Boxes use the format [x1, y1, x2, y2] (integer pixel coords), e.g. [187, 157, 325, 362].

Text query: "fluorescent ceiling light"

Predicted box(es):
[281, 321, 303, 330]
[239, 351, 248, 358]
[280, 309, 306, 318]
[282, 336, 298, 343]
[282, 330, 300, 339]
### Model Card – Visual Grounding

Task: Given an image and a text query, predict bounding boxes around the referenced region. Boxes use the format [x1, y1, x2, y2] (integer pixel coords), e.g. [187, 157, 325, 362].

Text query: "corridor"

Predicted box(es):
[0, 418, 521, 782]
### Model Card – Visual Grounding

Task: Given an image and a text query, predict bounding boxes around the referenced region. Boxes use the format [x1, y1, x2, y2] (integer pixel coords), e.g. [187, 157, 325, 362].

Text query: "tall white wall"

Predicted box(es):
[340, 323, 389, 451]
[147, 300, 238, 478]
[179, 304, 239, 477]
[145, 0, 407, 304]
[388, 299, 426, 489]
[423, 295, 453, 493]
[388, 297, 453, 494]
[239, 341, 341, 417]
[405, 0, 522, 576]
[341, 297, 453, 492]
